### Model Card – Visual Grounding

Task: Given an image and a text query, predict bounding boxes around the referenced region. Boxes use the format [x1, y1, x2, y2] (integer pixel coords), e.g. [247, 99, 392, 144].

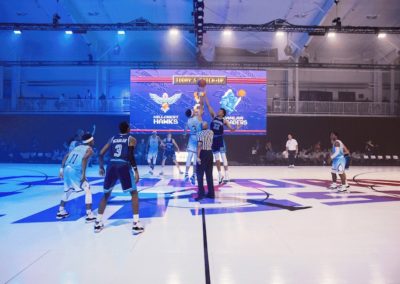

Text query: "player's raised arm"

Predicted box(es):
[91, 124, 96, 136]
[98, 140, 111, 176]
[204, 94, 215, 118]
[81, 147, 94, 182]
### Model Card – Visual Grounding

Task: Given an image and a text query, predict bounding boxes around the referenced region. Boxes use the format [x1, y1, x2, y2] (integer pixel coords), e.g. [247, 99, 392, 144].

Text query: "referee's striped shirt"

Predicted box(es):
[197, 130, 214, 150]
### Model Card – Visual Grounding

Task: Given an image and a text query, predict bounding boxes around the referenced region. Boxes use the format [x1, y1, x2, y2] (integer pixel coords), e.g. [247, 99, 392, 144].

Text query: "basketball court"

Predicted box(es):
[1, 164, 399, 284]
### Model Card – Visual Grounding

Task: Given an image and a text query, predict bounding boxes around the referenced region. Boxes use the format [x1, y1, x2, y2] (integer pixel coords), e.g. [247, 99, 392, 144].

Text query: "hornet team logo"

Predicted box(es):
[149, 92, 182, 113]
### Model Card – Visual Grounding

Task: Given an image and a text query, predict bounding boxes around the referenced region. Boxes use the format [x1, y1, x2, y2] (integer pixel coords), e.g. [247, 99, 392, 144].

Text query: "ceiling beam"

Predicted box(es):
[0, 60, 399, 70]
[1, 19, 400, 34]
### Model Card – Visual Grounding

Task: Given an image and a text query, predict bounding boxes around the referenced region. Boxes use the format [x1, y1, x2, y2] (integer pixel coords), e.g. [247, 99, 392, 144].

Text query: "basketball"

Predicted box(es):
[198, 79, 207, 88]
[237, 89, 246, 97]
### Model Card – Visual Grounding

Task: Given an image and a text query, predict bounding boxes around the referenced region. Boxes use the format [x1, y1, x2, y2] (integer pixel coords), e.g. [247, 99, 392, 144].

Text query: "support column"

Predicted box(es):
[373, 70, 383, 102]
[0, 66, 4, 100]
[294, 67, 299, 113]
[95, 66, 102, 109]
[390, 68, 395, 114]
[11, 66, 21, 110]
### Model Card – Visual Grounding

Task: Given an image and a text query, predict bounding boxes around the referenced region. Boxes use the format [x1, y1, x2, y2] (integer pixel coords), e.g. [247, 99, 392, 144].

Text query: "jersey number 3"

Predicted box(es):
[114, 144, 123, 158]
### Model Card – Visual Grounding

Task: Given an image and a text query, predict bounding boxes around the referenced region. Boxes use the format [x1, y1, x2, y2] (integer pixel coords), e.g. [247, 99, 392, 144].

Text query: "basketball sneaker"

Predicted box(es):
[159, 171, 164, 176]
[85, 212, 96, 223]
[218, 175, 224, 185]
[328, 183, 338, 190]
[56, 210, 69, 219]
[190, 175, 196, 185]
[94, 221, 104, 233]
[132, 221, 144, 235]
[337, 185, 348, 193]
[148, 170, 153, 175]
[184, 173, 189, 182]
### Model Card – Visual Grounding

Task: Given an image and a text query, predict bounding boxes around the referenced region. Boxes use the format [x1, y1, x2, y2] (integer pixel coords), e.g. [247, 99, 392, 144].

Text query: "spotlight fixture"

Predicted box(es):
[65, 30, 73, 35]
[377, 32, 387, 38]
[52, 13, 61, 25]
[117, 30, 125, 35]
[327, 32, 336, 38]
[13, 30, 22, 34]
[332, 17, 342, 27]
[276, 31, 285, 37]
[169, 28, 179, 36]
[223, 29, 232, 36]
[193, 0, 205, 46]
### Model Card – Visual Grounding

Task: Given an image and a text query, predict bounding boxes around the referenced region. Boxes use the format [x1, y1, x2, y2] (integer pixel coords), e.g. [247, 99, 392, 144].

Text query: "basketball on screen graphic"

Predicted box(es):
[130, 70, 267, 135]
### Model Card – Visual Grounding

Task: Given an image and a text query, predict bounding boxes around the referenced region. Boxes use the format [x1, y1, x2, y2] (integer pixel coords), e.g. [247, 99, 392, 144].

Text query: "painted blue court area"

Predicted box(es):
[1, 163, 400, 283]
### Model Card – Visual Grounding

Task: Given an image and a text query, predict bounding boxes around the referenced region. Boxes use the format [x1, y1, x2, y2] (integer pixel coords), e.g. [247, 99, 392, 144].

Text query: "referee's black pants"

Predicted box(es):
[196, 150, 214, 197]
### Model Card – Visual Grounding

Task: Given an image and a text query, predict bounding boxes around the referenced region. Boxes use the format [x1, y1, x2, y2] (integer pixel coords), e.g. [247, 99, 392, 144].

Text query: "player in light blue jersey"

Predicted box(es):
[147, 131, 164, 175]
[57, 133, 96, 222]
[184, 97, 204, 185]
[328, 132, 348, 192]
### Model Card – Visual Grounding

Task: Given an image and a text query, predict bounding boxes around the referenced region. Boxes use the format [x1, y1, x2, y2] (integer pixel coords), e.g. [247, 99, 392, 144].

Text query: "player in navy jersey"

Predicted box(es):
[57, 133, 95, 222]
[204, 94, 238, 183]
[94, 121, 144, 234]
[160, 133, 183, 175]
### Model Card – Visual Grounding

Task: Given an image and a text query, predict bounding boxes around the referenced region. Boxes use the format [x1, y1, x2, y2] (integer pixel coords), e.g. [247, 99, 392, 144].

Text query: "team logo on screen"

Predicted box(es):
[149, 92, 182, 113]
[220, 89, 246, 114]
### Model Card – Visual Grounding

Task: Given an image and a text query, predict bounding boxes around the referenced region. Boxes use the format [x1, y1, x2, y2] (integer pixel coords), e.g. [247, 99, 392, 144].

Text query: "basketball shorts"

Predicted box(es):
[63, 165, 89, 192]
[332, 157, 346, 174]
[212, 137, 226, 154]
[147, 151, 158, 163]
[103, 162, 137, 193]
[187, 135, 198, 153]
[162, 151, 176, 162]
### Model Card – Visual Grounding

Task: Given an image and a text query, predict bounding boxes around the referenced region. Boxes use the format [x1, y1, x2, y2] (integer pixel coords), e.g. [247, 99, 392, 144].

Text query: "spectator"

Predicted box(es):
[265, 141, 275, 163]
[285, 133, 298, 168]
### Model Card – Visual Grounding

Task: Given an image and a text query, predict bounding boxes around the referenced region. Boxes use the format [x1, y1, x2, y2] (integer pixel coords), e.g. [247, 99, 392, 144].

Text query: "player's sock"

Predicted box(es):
[96, 214, 103, 222]
[86, 209, 91, 215]
[224, 170, 230, 182]
[133, 214, 139, 223]
[59, 206, 65, 212]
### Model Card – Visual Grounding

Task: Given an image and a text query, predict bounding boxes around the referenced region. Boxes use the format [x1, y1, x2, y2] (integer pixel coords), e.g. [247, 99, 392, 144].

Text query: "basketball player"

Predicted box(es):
[204, 94, 238, 183]
[57, 133, 96, 222]
[147, 131, 164, 175]
[94, 121, 144, 234]
[68, 124, 96, 151]
[160, 133, 183, 176]
[184, 104, 204, 185]
[328, 132, 348, 192]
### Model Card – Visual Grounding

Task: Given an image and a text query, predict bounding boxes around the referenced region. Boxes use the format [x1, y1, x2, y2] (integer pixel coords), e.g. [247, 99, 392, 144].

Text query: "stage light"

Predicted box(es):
[327, 32, 336, 38]
[223, 29, 232, 36]
[276, 31, 285, 37]
[65, 30, 73, 35]
[13, 30, 22, 35]
[117, 30, 125, 35]
[377, 33, 387, 39]
[169, 28, 179, 36]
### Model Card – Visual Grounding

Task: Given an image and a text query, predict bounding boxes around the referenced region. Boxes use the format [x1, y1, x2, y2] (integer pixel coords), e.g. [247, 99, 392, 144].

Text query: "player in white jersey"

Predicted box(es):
[57, 133, 96, 222]
[184, 99, 204, 185]
[147, 131, 164, 175]
[328, 132, 348, 192]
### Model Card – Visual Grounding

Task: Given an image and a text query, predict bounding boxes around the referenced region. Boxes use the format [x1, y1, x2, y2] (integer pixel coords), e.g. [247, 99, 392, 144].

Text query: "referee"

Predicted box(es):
[196, 121, 215, 201]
